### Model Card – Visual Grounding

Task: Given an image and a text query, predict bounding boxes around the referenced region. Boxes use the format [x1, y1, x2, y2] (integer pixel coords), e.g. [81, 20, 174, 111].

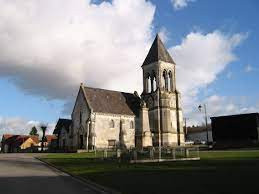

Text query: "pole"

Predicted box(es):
[157, 88, 161, 160]
[204, 104, 209, 144]
[176, 91, 180, 146]
[184, 118, 188, 139]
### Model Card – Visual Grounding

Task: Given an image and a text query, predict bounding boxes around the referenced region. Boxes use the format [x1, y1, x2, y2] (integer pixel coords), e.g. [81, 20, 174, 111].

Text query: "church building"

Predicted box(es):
[60, 34, 185, 151]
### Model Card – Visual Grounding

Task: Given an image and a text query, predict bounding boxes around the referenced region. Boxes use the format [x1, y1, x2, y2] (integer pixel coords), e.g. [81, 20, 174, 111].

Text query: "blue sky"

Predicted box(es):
[153, 0, 259, 97]
[0, 0, 258, 134]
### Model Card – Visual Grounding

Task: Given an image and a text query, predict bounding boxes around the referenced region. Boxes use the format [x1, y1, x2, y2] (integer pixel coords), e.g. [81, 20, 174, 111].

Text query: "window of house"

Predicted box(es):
[110, 119, 115, 128]
[130, 121, 134, 129]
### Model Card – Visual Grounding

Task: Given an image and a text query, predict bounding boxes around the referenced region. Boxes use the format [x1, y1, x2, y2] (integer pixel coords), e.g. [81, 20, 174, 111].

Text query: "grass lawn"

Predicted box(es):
[40, 150, 259, 194]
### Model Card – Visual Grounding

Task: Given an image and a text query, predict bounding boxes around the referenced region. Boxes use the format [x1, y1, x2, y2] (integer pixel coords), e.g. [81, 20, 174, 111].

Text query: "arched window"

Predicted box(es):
[145, 73, 150, 93]
[130, 121, 134, 129]
[110, 119, 115, 128]
[168, 71, 172, 92]
[163, 70, 168, 91]
[153, 77, 157, 91]
[147, 75, 151, 93]
[152, 71, 157, 91]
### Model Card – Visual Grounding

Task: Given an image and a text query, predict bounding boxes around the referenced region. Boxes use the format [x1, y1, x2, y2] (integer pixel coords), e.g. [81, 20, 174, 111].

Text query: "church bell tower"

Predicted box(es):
[140, 34, 185, 146]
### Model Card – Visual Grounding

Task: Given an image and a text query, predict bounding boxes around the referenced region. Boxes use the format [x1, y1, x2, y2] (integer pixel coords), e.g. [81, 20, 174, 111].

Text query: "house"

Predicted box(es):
[59, 34, 185, 151]
[1, 134, 14, 152]
[39, 135, 57, 151]
[17, 135, 39, 150]
[1, 134, 39, 153]
[45, 135, 58, 146]
[53, 118, 72, 150]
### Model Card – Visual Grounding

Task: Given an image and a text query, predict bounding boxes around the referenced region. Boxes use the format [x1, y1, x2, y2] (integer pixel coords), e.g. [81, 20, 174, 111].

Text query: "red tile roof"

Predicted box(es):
[45, 135, 57, 143]
[30, 136, 40, 144]
[2, 135, 39, 147]
[2, 134, 14, 141]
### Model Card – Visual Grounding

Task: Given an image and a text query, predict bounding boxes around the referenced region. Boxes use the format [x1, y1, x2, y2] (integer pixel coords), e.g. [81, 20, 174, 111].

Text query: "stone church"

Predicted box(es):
[58, 34, 184, 151]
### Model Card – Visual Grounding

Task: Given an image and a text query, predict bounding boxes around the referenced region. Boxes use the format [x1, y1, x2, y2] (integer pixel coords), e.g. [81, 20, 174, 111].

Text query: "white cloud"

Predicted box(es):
[158, 27, 170, 43]
[244, 64, 253, 72]
[0, 0, 155, 135]
[206, 95, 259, 116]
[186, 95, 259, 126]
[0, 116, 55, 138]
[0, 0, 155, 101]
[171, 0, 196, 10]
[169, 30, 247, 118]
[0, 0, 251, 129]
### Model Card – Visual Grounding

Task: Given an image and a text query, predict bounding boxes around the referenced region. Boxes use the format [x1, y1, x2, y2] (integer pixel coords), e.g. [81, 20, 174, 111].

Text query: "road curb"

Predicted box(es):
[35, 157, 121, 194]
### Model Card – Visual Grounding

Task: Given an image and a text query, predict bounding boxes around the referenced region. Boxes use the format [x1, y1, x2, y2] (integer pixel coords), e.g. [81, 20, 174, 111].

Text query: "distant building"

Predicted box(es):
[1, 134, 39, 153]
[1, 134, 14, 152]
[186, 125, 213, 143]
[211, 113, 259, 147]
[40, 135, 57, 150]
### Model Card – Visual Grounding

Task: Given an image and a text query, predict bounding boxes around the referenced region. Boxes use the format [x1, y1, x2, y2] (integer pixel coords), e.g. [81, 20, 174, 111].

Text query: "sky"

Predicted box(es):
[0, 0, 258, 136]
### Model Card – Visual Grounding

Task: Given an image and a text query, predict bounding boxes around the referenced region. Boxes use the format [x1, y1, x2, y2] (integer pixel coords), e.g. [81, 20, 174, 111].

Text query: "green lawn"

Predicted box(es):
[40, 150, 259, 194]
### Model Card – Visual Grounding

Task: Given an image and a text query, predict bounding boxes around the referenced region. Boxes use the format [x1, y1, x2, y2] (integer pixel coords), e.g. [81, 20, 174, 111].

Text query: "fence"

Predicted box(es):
[96, 146, 200, 163]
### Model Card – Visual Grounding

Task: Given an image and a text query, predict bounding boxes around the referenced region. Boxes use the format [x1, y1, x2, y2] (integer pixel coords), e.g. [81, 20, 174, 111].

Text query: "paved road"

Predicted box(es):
[0, 153, 103, 194]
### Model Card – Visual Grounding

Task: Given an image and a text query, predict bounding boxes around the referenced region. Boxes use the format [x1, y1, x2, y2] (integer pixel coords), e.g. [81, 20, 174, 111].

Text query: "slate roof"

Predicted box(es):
[83, 87, 140, 116]
[142, 34, 175, 66]
[53, 118, 72, 134]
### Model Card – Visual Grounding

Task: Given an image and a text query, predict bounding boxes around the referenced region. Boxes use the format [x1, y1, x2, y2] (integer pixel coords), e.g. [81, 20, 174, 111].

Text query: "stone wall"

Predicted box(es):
[59, 127, 69, 148]
[94, 113, 135, 149]
[71, 87, 91, 149]
[71, 86, 137, 150]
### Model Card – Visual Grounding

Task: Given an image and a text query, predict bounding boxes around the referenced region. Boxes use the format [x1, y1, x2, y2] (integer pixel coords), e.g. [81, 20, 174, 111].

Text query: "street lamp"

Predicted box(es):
[198, 104, 209, 144]
[183, 117, 189, 140]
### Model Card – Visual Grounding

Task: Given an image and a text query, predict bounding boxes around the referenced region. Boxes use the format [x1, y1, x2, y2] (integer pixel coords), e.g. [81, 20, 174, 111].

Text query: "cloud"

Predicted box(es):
[0, 0, 155, 102]
[169, 30, 247, 117]
[158, 27, 170, 43]
[0, 1, 250, 128]
[0, 116, 55, 138]
[171, 0, 196, 10]
[205, 95, 258, 116]
[244, 64, 253, 72]
[186, 95, 259, 126]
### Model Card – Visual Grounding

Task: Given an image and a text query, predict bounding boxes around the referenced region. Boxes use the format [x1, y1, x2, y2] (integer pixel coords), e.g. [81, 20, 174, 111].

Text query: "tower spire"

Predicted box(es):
[142, 34, 175, 66]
